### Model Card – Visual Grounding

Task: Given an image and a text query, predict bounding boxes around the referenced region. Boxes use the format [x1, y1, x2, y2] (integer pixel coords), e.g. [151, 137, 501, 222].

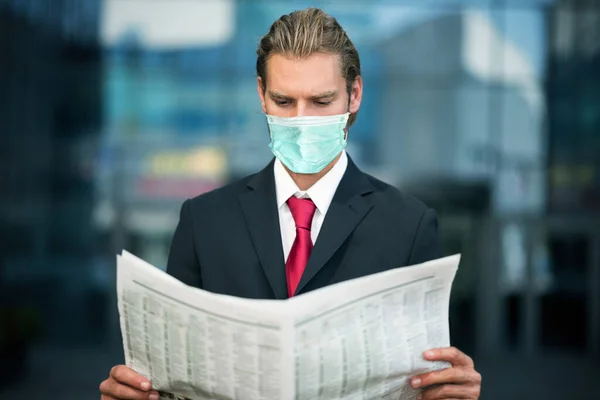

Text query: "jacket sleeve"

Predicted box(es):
[407, 208, 444, 265]
[166, 199, 203, 288]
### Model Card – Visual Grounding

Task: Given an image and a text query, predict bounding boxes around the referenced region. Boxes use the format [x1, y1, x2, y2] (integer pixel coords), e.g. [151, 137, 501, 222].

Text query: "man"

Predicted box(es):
[100, 8, 481, 400]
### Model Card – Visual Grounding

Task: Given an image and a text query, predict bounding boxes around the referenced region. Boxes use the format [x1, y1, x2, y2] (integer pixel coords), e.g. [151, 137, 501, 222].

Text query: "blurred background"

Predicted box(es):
[0, 0, 599, 398]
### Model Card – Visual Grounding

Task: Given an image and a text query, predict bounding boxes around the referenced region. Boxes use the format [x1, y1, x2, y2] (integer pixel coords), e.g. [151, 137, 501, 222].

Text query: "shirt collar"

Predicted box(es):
[274, 150, 348, 215]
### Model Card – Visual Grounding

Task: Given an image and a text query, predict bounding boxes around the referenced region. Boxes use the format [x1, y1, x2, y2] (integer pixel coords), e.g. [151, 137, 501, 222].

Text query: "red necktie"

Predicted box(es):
[285, 196, 316, 297]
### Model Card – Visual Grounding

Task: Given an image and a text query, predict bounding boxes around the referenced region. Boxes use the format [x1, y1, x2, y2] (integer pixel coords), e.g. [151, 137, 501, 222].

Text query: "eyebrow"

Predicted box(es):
[268, 90, 339, 101]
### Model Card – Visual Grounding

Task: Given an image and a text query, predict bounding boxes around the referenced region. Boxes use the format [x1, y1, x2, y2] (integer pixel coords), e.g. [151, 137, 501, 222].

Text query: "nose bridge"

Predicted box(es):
[295, 100, 308, 117]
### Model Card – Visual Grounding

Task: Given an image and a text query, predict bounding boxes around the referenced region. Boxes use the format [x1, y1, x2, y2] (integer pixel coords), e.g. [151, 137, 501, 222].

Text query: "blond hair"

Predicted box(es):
[256, 8, 361, 126]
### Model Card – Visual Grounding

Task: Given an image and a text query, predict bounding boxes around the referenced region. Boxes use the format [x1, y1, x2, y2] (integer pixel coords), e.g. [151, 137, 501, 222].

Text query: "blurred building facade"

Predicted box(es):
[537, 0, 600, 355]
[0, 0, 104, 346]
[547, 0, 600, 213]
[378, 11, 545, 215]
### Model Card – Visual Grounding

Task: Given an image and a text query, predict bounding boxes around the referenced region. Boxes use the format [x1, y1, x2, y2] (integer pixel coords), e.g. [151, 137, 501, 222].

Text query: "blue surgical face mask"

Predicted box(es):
[266, 112, 350, 174]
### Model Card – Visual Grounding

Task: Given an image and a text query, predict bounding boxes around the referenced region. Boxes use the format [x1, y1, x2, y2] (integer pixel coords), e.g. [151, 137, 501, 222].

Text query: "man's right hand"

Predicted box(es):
[99, 365, 160, 400]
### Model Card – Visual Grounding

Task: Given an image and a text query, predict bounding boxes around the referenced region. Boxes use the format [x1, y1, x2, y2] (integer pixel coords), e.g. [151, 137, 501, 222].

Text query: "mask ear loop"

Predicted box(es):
[344, 98, 352, 140]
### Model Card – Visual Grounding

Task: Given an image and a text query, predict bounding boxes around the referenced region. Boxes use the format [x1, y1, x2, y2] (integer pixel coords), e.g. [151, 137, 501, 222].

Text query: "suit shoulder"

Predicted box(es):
[363, 173, 431, 214]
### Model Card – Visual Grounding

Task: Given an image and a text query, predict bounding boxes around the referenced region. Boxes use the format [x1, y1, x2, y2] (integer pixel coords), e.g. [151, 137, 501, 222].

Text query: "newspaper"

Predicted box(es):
[117, 251, 460, 400]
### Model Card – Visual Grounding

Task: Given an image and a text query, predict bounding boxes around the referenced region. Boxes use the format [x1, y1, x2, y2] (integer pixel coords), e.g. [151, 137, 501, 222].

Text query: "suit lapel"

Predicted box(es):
[238, 160, 288, 299]
[294, 157, 374, 295]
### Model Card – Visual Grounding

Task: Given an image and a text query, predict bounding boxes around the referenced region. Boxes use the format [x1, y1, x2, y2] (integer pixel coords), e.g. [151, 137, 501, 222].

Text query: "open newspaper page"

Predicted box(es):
[117, 252, 294, 400]
[117, 252, 459, 400]
[288, 255, 460, 400]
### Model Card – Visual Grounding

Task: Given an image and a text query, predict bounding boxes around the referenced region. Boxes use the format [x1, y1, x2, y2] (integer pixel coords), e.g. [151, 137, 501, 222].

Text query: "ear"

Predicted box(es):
[348, 76, 363, 115]
[257, 77, 267, 114]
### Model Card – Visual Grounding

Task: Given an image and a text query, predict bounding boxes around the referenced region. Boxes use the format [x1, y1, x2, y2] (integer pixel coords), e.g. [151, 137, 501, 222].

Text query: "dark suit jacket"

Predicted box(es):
[166, 156, 442, 299]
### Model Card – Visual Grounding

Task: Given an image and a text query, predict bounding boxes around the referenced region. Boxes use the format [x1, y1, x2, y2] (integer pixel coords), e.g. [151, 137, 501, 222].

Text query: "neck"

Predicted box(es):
[285, 152, 342, 191]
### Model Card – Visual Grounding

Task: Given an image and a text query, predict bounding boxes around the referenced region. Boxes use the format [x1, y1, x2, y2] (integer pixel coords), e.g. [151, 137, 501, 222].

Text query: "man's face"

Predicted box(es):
[258, 52, 362, 119]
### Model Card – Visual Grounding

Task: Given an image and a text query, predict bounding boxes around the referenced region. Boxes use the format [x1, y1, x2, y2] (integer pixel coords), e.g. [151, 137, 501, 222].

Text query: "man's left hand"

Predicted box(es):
[410, 346, 481, 400]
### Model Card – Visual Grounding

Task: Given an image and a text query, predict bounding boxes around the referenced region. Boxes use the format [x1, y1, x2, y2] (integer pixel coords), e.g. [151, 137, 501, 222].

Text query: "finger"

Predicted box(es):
[419, 383, 478, 400]
[101, 395, 117, 400]
[411, 367, 480, 389]
[100, 378, 160, 400]
[110, 365, 152, 391]
[423, 347, 474, 367]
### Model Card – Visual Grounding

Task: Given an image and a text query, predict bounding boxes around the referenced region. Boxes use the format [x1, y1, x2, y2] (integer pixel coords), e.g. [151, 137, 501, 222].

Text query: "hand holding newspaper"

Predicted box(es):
[117, 251, 460, 400]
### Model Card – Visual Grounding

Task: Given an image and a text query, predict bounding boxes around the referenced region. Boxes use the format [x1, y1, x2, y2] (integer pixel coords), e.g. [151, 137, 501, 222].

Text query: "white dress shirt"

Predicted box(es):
[274, 150, 348, 262]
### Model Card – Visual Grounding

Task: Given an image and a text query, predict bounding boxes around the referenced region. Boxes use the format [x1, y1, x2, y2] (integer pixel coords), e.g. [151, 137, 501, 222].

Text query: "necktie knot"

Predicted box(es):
[287, 196, 316, 230]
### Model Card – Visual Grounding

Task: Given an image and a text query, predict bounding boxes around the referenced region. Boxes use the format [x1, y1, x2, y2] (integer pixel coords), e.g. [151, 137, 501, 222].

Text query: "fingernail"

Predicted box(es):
[141, 381, 151, 391]
[411, 378, 421, 388]
[424, 350, 435, 359]
[149, 393, 159, 400]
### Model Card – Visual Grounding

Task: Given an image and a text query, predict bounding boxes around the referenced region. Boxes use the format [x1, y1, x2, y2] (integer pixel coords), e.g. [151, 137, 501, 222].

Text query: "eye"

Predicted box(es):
[315, 100, 332, 107]
[274, 100, 290, 107]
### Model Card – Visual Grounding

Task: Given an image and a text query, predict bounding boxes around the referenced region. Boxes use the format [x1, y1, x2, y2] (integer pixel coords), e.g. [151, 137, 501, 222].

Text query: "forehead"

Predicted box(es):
[265, 52, 345, 94]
